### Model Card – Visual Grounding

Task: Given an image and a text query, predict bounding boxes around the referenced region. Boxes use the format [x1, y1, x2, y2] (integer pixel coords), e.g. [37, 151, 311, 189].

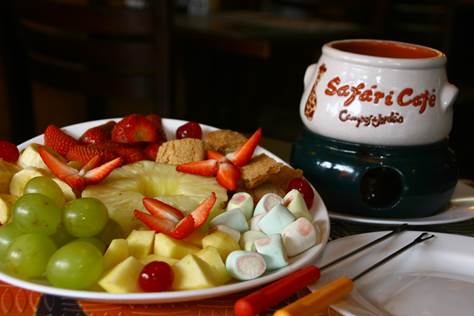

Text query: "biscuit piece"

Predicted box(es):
[155, 139, 205, 165]
[247, 182, 286, 203]
[204, 130, 247, 154]
[266, 165, 304, 189]
[240, 154, 281, 189]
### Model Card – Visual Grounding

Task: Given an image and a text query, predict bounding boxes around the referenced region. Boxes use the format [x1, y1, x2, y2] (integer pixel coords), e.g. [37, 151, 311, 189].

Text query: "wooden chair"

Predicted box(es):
[2, 0, 172, 142]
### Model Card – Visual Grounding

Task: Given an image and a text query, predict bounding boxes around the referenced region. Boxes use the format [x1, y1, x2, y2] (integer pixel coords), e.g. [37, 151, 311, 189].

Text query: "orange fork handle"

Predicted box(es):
[273, 277, 354, 316]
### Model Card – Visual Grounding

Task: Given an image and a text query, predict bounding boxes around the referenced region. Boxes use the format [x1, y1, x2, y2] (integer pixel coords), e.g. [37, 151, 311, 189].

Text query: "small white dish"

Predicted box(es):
[329, 181, 474, 226]
[0, 118, 330, 303]
[312, 231, 474, 316]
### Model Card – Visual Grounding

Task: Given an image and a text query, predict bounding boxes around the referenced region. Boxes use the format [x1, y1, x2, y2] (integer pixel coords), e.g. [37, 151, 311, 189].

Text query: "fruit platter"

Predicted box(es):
[0, 115, 329, 303]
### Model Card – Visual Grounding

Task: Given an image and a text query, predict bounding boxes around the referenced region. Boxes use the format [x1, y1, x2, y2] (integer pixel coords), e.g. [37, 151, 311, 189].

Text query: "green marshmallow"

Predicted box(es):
[210, 209, 249, 232]
[253, 193, 282, 216]
[225, 250, 266, 280]
[240, 230, 267, 252]
[283, 189, 313, 221]
[257, 204, 295, 235]
[254, 234, 288, 270]
[227, 192, 254, 220]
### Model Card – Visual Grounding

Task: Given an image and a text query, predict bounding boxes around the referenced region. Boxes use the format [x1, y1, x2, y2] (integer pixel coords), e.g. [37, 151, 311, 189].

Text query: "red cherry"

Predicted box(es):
[287, 178, 315, 209]
[176, 122, 202, 139]
[0, 140, 20, 163]
[139, 261, 174, 292]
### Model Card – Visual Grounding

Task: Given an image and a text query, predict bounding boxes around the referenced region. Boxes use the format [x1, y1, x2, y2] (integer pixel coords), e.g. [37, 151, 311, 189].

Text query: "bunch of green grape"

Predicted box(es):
[0, 177, 122, 290]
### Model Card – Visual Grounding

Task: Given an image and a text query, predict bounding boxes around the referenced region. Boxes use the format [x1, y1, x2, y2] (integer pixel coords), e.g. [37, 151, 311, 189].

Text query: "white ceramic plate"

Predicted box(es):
[329, 181, 474, 226]
[0, 118, 330, 303]
[312, 231, 474, 316]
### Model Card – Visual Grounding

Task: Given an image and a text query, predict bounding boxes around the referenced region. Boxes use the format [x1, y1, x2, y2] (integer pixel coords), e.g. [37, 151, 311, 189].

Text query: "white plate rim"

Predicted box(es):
[0, 118, 330, 303]
[329, 181, 474, 226]
[313, 230, 474, 315]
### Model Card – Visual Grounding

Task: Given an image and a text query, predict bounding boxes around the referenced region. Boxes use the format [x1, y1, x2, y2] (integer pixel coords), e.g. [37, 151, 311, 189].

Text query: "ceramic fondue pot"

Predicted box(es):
[300, 39, 458, 146]
[292, 39, 458, 218]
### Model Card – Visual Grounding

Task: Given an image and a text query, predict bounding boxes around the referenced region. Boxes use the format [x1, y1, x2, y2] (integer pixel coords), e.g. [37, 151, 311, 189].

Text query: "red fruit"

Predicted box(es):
[112, 114, 159, 144]
[216, 161, 240, 191]
[66, 144, 116, 165]
[133, 210, 195, 239]
[287, 178, 315, 209]
[206, 150, 226, 162]
[146, 114, 167, 142]
[113, 145, 144, 163]
[143, 197, 184, 223]
[139, 261, 174, 292]
[44, 125, 79, 156]
[190, 192, 216, 229]
[143, 142, 161, 160]
[0, 140, 20, 163]
[176, 122, 202, 139]
[79, 121, 116, 144]
[83, 157, 123, 185]
[176, 159, 218, 177]
[226, 128, 262, 167]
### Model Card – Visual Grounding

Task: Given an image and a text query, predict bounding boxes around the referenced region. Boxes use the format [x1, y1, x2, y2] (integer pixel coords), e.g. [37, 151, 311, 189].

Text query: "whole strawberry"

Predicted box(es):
[0, 140, 20, 163]
[146, 114, 167, 143]
[112, 114, 160, 144]
[80, 121, 116, 144]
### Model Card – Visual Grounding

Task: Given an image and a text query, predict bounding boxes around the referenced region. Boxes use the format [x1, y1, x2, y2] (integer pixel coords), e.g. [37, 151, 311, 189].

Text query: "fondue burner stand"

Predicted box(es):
[291, 130, 458, 218]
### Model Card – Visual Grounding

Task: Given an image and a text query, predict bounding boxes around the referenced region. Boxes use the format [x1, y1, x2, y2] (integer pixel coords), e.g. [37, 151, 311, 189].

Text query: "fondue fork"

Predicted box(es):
[234, 224, 408, 316]
[274, 232, 435, 316]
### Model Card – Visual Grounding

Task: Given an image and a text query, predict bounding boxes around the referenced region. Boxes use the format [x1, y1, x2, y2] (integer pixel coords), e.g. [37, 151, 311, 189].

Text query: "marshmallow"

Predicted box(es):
[282, 217, 319, 257]
[240, 230, 267, 252]
[253, 193, 282, 216]
[210, 209, 249, 232]
[227, 192, 254, 219]
[254, 234, 288, 270]
[225, 250, 266, 280]
[249, 214, 264, 231]
[283, 189, 313, 221]
[211, 224, 241, 243]
[257, 204, 295, 235]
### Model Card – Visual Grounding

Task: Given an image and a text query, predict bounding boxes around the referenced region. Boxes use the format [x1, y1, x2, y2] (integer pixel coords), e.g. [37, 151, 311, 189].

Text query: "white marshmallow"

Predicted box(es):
[282, 217, 319, 257]
[283, 189, 313, 221]
[249, 214, 264, 231]
[253, 193, 282, 216]
[254, 234, 288, 270]
[257, 204, 295, 235]
[210, 209, 249, 232]
[227, 192, 254, 219]
[240, 230, 267, 252]
[225, 250, 266, 280]
[211, 224, 241, 243]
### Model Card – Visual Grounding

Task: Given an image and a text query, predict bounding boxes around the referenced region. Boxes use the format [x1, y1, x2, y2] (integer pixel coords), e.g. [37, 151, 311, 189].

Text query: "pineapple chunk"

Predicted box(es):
[141, 254, 178, 266]
[182, 230, 206, 248]
[196, 246, 231, 285]
[127, 230, 155, 259]
[172, 254, 218, 290]
[154, 233, 199, 259]
[103, 239, 129, 271]
[201, 231, 240, 261]
[98, 256, 143, 293]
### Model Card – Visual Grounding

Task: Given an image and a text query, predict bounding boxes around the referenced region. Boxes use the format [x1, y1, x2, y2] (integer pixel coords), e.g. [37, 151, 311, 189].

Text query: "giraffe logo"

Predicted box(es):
[304, 63, 327, 121]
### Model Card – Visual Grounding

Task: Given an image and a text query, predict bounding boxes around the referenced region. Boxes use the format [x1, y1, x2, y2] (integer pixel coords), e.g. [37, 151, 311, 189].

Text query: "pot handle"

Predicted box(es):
[440, 83, 458, 112]
[303, 63, 318, 89]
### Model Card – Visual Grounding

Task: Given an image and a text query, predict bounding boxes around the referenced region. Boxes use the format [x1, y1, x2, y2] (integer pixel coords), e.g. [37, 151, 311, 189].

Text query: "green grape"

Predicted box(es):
[4, 233, 57, 279]
[50, 225, 75, 248]
[63, 198, 108, 237]
[13, 193, 61, 235]
[76, 237, 106, 254]
[0, 223, 24, 259]
[24, 176, 65, 208]
[46, 241, 103, 290]
[97, 220, 124, 245]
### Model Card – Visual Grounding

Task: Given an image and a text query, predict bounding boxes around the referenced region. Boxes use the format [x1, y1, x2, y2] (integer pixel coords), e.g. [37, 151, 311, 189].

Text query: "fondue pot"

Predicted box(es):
[291, 39, 458, 218]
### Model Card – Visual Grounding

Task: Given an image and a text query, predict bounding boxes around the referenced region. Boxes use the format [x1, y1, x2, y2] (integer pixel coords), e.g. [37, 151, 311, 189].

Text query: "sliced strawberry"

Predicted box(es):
[216, 161, 240, 191]
[112, 114, 159, 144]
[176, 159, 218, 177]
[66, 144, 116, 165]
[39, 146, 79, 179]
[143, 142, 162, 160]
[145, 114, 167, 142]
[113, 145, 144, 163]
[44, 125, 80, 156]
[0, 140, 20, 163]
[134, 210, 195, 239]
[206, 150, 226, 162]
[79, 154, 102, 174]
[190, 192, 216, 229]
[83, 157, 123, 185]
[143, 197, 184, 223]
[80, 121, 116, 144]
[226, 128, 262, 167]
